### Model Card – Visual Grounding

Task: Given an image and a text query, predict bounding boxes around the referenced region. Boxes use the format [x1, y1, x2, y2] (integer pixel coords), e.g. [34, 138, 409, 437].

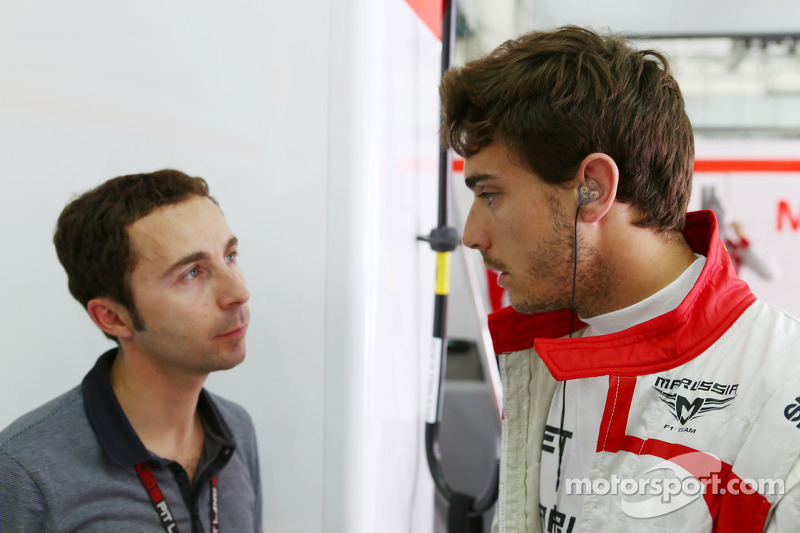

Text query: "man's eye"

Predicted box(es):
[479, 192, 498, 204]
[226, 251, 237, 264]
[183, 267, 198, 280]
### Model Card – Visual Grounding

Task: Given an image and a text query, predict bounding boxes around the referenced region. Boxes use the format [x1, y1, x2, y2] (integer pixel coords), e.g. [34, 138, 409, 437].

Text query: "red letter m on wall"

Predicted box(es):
[778, 200, 800, 232]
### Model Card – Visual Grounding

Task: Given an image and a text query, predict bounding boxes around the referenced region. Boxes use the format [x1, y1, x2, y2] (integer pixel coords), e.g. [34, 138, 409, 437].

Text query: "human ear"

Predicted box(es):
[87, 298, 135, 339]
[574, 153, 619, 223]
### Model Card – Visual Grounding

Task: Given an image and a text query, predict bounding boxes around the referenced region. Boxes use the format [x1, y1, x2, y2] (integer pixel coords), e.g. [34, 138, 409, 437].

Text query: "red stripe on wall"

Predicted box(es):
[404, 0, 444, 41]
[695, 160, 800, 172]
[451, 158, 800, 173]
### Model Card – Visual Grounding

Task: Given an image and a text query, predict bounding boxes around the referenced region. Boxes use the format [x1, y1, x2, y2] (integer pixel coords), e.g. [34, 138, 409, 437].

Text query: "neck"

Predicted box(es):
[580, 209, 697, 318]
[110, 346, 206, 481]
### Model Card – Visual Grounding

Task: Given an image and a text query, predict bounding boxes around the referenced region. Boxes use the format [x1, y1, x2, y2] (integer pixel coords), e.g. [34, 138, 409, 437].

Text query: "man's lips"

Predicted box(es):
[217, 323, 249, 339]
[496, 271, 509, 286]
[482, 255, 510, 287]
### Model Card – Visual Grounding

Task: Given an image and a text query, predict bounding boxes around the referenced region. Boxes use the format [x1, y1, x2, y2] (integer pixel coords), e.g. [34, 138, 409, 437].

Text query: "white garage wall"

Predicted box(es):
[323, 0, 439, 531]
[0, 1, 438, 531]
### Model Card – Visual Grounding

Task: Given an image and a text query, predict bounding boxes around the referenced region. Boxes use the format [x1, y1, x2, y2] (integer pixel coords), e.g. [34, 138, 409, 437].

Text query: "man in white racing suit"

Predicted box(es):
[439, 26, 800, 532]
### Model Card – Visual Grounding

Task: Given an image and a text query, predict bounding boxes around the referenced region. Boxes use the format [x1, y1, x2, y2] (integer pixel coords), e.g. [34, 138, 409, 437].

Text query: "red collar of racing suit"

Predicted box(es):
[487, 210, 757, 380]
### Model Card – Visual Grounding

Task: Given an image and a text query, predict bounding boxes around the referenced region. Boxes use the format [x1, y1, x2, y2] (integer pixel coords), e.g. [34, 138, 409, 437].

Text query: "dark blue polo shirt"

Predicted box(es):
[0, 349, 262, 532]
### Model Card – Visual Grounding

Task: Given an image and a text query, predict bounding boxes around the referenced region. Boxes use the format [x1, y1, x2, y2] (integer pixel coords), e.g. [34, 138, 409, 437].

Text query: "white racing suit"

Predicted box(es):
[488, 210, 800, 532]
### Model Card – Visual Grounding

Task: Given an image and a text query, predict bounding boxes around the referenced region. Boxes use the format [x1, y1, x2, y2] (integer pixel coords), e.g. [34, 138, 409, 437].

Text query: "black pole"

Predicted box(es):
[437, 0, 455, 228]
[417, 0, 499, 530]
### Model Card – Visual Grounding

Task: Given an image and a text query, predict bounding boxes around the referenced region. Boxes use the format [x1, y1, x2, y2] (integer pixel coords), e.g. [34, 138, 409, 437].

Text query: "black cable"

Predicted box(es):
[555, 381, 568, 493]
[556, 201, 583, 493]
[569, 203, 581, 338]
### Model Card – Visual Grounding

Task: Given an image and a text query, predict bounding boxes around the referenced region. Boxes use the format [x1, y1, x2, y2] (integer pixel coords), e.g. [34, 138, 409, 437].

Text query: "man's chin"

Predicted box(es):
[509, 294, 570, 315]
[509, 302, 540, 315]
[508, 295, 538, 315]
[215, 347, 247, 371]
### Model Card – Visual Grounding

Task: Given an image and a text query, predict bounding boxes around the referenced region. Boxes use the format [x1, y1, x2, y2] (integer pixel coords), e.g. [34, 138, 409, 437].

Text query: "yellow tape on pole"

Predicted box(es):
[435, 252, 451, 295]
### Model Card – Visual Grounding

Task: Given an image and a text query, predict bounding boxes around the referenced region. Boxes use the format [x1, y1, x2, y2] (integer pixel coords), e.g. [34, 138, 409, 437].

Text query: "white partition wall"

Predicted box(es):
[324, 0, 440, 531]
[0, 2, 439, 531]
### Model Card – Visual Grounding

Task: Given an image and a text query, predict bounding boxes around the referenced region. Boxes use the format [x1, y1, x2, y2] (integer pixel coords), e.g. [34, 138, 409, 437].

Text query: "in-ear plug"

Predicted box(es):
[578, 181, 601, 205]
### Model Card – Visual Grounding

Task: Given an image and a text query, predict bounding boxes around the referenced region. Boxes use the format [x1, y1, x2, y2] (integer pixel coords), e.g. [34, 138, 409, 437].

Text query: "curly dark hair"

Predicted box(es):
[53, 169, 216, 341]
[440, 26, 694, 231]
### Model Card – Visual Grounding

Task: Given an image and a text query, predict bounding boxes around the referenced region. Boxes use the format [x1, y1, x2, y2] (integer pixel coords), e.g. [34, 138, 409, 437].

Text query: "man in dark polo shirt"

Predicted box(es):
[0, 170, 262, 532]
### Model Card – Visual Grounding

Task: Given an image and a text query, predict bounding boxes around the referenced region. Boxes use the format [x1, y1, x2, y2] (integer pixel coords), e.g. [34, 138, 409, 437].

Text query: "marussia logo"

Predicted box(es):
[653, 377, 738, 426]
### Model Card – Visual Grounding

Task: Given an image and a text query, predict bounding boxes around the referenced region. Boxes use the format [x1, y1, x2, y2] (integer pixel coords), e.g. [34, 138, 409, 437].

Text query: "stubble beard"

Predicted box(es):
[205, 306, 250, 370]
[511, 214, 575, 315]
[510, 201, 613, 317]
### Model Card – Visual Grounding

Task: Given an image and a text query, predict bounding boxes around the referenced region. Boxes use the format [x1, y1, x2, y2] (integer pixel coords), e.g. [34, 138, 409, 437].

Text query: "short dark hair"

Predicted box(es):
[440, 26, 694, 232]
[54, 169, 215, 341]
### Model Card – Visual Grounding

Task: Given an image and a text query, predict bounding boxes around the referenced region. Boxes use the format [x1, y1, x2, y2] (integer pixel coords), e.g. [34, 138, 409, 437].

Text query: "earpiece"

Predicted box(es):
[578, 181, 601, 205]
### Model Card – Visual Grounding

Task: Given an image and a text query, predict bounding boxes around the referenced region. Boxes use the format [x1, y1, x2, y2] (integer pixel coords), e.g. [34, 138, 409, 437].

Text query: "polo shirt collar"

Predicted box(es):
[488, 210, 757, 380]
[82, 349, 236, 466]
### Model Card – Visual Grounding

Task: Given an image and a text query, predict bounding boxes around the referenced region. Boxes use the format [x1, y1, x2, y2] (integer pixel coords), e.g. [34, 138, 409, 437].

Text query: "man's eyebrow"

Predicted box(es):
[464, 174, 494, 191]
[162, 251, 208, 278]
[162, 236, 239, 278]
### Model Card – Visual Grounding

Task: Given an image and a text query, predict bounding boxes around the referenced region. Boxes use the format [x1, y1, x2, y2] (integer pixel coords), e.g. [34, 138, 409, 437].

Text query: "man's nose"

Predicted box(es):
[219, 268, 250, 308]
[462, 204, 488, 251]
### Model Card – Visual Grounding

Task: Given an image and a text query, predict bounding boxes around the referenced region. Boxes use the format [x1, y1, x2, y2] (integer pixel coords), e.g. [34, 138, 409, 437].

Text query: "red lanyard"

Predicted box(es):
[135, 461, 220, 533]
